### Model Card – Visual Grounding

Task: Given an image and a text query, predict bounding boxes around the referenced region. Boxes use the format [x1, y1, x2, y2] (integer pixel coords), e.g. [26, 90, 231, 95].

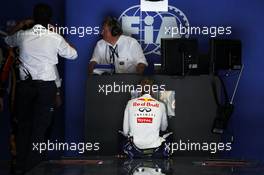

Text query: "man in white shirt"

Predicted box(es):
[88, 16, 148, 74]
[4, 3, 77, 174]
[122, 79, 169, 158]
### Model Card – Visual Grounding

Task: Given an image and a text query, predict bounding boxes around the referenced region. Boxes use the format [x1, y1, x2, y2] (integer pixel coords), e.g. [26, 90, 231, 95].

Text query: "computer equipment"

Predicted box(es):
[210, 39, 242, 72]
[161, 38, 199, 75]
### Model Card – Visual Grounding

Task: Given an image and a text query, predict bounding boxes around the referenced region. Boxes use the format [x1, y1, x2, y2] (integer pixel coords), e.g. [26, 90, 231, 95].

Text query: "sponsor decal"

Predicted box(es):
[133, 102, 160, 108]
[136, 113, 155, 117]
[137, 98, 155, 102]
[138, 107, 152, 112]
[137, 117, 153, 123]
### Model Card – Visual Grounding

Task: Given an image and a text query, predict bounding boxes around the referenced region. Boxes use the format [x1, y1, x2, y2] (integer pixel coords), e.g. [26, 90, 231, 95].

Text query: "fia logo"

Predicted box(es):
[118, 5, 189, 56]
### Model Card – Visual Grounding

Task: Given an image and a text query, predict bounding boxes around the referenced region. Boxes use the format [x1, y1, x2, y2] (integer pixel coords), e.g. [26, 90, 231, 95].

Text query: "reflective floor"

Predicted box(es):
[1, 157, 264, 175]
[28, 157, 264, 175]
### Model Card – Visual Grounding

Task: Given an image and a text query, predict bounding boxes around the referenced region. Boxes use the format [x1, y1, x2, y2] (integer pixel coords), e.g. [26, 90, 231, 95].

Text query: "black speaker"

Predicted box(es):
[161, 38, 199, 76]
[210, 39, 242, 72]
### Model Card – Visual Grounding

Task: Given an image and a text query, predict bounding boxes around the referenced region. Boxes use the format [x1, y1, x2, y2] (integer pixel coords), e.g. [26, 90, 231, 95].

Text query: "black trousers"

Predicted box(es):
[14, 80, 56, 172]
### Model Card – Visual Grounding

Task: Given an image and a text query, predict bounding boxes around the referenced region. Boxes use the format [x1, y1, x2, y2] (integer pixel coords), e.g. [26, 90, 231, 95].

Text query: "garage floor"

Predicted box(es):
[22, 157, 263, 175]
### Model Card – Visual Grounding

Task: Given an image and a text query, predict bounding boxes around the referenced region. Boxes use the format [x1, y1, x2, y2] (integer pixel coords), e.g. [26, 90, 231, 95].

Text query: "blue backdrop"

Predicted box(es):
[0, 0, 264, 161]
[64, 0, 264, 160]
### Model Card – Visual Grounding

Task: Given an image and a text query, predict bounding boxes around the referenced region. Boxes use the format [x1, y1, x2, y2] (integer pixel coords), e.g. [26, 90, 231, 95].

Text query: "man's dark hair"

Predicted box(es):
[103, 16, 123, 36]
[33, 3, 53, 28]
[139, 77, 155, 95]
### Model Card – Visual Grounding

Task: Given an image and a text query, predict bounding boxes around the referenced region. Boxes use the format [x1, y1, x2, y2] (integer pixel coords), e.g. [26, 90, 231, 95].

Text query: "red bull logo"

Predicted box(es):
[133, 102, 159, 108]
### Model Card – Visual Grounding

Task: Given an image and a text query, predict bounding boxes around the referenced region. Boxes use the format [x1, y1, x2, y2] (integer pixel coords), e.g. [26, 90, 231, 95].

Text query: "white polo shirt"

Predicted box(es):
[5, 24, 78, 81]
[90, 35, 148, 73]
[123, 94, 168, 149]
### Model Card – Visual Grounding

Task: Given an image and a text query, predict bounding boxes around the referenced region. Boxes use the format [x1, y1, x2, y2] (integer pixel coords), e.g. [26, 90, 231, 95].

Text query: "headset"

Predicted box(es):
[106, 16, 123, 37]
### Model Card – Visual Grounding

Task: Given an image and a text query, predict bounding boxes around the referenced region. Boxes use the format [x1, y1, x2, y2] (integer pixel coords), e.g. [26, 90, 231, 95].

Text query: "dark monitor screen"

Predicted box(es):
[210, 39, 242, 71]
[161, 38, 198, 76]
